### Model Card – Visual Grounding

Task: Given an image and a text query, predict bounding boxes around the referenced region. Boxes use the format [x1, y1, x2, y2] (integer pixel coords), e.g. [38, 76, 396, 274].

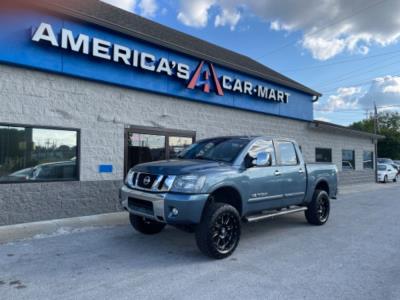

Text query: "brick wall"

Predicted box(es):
[0, 64, 376, 225]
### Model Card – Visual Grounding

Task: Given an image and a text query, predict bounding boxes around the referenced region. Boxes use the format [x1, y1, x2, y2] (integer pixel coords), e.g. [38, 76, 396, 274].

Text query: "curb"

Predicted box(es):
[0, 212, 129, 244]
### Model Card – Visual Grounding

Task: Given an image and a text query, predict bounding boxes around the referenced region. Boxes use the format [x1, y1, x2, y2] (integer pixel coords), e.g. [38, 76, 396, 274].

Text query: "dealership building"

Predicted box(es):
[0, 0, 383, 226]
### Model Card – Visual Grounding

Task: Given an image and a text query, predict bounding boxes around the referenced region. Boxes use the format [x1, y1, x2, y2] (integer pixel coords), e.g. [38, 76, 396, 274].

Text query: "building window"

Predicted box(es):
[277, 141, 298, 166]
[169, 136, 194, 159]
[342, 150, 355, 170]
[0, 124, 79, 183]
[363, 151, 374, 169]
[316, 148, 332, 163]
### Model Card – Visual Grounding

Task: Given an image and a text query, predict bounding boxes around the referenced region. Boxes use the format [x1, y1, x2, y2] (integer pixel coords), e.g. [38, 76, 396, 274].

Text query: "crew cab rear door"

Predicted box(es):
[275, 140, 307, 206]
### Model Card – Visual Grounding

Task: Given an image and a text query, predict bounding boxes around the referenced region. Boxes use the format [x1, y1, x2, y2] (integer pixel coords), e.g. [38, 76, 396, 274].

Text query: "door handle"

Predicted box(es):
[298, 168, 305, 174]
[274, 170, 282, 176]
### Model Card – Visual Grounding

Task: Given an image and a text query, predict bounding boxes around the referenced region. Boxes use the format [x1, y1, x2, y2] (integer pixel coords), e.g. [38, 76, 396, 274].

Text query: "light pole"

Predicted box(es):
[374, 102, 378, 183]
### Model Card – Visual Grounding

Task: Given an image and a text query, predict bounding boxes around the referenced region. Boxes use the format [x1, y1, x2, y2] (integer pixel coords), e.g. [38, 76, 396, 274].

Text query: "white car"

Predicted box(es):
[377, 164, 398, 183]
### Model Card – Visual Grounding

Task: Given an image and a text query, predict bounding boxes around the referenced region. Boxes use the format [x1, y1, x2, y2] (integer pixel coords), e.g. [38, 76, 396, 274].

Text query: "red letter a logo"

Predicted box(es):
[187, 61, 224, 96]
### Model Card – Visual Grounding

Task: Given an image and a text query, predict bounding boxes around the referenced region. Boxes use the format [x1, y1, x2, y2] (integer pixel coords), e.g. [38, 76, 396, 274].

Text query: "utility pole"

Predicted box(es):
[374, 102, 378, 183]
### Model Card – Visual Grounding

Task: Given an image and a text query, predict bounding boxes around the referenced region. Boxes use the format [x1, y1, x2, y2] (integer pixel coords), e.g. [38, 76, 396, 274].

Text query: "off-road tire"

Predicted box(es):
[195, 203, 241, 259]
[305, 189, 330, 226]
[129, 214, 166, 235]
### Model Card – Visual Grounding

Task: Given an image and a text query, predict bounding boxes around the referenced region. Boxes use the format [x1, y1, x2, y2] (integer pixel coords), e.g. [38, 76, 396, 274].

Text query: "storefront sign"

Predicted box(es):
[31, 23, 290, 104]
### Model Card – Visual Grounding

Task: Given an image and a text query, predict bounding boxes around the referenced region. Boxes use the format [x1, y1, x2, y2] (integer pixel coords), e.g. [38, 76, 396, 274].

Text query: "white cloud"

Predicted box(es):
[177, 0, 216, 28]
[317, 75, 400, 114]
[176, 0, 400, 60]
[215, 8, 241, 31]
[102, 0, 158, 18]
[139, 0, 158, 17]
[317, 86, 363, 112]
[102, 0, 137, 12]
[358, 76, 400, 109]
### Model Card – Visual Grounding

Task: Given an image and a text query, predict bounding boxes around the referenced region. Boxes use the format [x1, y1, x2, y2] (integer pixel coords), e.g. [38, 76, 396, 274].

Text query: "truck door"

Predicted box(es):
[275, 141, 307, 206]
[244, 139, 284, 212]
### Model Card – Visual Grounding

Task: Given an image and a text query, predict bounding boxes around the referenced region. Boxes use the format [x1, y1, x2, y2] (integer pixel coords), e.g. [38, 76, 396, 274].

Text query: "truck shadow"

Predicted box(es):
[109, 214, 310, 264]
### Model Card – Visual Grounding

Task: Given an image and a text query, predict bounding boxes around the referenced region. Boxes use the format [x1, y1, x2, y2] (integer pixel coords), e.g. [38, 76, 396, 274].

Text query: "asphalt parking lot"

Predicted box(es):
[1, 182, 399, 300]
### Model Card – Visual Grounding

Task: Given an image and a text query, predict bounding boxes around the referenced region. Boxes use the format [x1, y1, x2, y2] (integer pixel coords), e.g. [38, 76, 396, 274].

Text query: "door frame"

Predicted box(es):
[124, 125, 196, 175]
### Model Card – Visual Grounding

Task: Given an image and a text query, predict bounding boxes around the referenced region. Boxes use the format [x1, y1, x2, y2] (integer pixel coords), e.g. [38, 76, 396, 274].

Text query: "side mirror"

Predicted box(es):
[252, 151, 272, 167]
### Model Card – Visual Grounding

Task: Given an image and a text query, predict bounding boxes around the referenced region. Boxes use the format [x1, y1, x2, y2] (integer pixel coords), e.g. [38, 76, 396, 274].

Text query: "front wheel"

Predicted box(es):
[195, 203, 241, 259]
[384, 175, 388, 183]
[129, 214, 166, 235]
[305, 189, 330, 226]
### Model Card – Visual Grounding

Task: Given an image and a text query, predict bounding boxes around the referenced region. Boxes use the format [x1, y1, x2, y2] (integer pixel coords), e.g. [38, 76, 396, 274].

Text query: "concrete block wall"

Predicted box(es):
[0, 64, 376, 225]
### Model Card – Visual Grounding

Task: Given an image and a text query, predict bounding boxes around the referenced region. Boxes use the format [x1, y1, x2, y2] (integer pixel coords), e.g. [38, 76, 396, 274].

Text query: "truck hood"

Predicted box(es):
[132, 159, 233, 175]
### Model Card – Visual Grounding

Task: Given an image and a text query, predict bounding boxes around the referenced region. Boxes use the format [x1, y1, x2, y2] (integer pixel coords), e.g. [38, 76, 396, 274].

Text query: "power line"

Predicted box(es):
[281, 49, 400, 72]
[315, 56, 400, 90]
[256, 0, 388, 60]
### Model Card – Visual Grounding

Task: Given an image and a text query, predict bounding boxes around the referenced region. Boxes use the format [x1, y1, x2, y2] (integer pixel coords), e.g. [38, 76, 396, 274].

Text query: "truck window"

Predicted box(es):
[277, 142, 298, 165]
[247, 140, 276, 166]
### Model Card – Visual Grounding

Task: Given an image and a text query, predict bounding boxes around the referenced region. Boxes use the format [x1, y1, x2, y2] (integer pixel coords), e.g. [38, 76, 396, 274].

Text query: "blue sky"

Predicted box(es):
[102, 0, 400, 125]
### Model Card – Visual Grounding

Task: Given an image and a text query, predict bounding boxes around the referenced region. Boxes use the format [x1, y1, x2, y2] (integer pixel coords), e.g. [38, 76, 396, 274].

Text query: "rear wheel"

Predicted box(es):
[195, 203, 241, 259]
[305, 189, 330, 226]
[129, 214, 166, 235]
[384, 175, 388, 183]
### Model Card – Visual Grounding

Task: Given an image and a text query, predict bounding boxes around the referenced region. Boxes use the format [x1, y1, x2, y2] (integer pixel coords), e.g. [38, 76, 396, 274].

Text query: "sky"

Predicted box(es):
[102, 0, 400, 126]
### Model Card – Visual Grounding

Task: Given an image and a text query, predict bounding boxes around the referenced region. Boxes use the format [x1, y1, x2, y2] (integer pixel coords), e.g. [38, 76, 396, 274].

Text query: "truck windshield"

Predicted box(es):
[177, 138, 250, 163]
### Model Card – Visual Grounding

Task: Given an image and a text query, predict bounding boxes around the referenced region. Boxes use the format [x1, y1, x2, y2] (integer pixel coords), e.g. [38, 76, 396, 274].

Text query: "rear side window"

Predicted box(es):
[277, 142, 298, 165]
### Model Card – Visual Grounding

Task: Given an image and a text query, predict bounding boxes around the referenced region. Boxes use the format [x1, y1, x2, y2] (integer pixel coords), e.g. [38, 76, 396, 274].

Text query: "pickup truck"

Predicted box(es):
[120, 136, 338, 259]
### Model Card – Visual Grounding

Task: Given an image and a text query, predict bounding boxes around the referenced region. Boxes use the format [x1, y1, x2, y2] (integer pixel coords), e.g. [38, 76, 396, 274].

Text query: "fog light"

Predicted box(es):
[171, 207, 179, 216]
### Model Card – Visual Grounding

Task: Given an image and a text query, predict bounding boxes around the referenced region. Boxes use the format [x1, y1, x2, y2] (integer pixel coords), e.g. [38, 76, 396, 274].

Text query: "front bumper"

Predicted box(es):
[119, 185, 209, 224]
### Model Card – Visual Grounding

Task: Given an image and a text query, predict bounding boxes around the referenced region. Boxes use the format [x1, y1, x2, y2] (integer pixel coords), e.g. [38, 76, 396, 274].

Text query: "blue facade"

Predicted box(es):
[0, 9, 314, 121]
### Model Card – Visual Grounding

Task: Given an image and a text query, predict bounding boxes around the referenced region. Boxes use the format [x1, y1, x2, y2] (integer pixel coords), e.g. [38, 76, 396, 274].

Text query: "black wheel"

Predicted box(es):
[195, 203, 241, 259]
[384, 175, 388, 183]
[305, 189, 330, 226]
[129, 214, 166, 235]
[393, 176, 397, 183]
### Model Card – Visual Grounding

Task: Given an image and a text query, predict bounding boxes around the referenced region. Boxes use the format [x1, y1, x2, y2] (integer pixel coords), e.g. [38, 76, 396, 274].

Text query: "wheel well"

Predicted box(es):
[315, 180, 329, 195]
[206, 187, 243, 216]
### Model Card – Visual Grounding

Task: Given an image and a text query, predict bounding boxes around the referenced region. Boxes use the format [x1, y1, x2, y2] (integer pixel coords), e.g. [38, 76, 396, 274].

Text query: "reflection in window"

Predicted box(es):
[316, 148, 332, 163]
[248, 140, 276, 166]
[169, 136, 193, 159]
[277, 142, 298, 165]
[363, 151, 373, 169]
[128, 133, 166, 166]
[342, 150, 355, 170]
[0, 125, 78, 183]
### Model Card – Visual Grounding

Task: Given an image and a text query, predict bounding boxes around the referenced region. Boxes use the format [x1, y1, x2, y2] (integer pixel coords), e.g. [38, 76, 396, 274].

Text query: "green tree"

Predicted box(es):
[349, 112, 400, 160]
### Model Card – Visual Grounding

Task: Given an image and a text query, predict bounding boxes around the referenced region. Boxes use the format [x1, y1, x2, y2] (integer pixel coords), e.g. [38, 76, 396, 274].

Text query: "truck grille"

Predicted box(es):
[137, 173, 158, 189]
[126, 172, 176, 192]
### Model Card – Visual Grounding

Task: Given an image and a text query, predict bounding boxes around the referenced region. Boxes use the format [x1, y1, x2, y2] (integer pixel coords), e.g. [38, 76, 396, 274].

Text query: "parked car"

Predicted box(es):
[378, 158, 394, 164]
[120, 136, 338, 259]
[0, 167, 34, 182]
[377, 164, 398, 183]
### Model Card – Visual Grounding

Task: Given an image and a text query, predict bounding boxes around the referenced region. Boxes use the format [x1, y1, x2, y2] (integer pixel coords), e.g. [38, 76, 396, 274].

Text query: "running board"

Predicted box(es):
[244, 207, 307, 223]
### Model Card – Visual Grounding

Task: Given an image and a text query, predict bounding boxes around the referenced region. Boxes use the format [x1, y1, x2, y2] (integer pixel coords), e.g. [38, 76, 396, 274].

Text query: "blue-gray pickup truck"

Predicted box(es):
[120, 136, 338, 259]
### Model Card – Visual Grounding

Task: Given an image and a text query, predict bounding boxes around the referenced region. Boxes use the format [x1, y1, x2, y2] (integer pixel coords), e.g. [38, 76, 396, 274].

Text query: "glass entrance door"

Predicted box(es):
[125, 126, 196, 174]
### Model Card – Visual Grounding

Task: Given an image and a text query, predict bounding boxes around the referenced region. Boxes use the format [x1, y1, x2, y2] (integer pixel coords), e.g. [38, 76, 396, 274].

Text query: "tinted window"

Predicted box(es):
[128, 133, 166, 165]
[363, 151, 373, 169]
[178, 138, 250, 163]
[0, 125, 78, 183]
[342, 150, 355, 170]
[247, 140, 276, 166]
[316, 148, 332, 163]
[277, 142, 298, 165]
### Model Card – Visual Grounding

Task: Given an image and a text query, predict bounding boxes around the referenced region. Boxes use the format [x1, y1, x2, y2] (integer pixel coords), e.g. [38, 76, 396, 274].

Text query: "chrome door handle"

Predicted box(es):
[299, 168, 305, 174]
[274, 170, 282, 176]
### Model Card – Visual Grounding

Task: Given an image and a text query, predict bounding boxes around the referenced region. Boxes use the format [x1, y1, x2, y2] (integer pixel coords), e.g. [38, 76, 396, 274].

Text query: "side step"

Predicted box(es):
[244, 207, 307, 223]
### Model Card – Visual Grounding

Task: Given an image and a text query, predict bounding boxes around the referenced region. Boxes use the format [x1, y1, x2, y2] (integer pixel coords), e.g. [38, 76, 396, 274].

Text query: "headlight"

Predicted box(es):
[171, 175, 206, 193]
[125, 169, 135, 186]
